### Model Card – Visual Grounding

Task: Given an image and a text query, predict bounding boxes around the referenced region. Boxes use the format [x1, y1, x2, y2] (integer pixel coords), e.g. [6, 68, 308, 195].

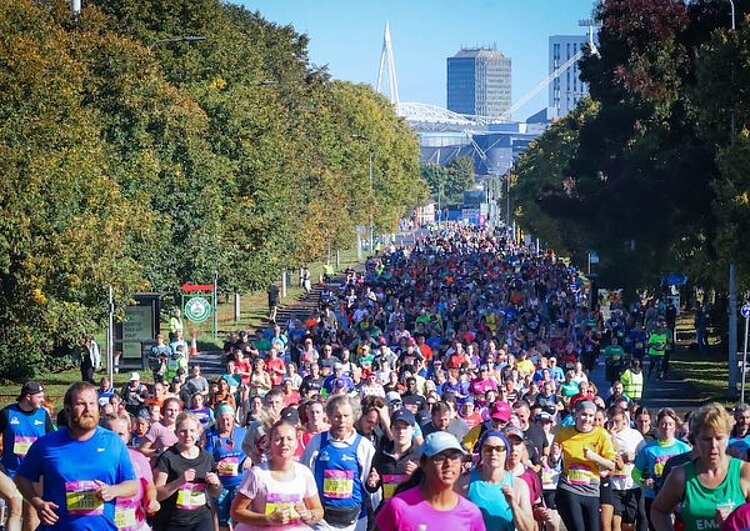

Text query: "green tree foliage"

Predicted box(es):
[0, 1, 144, 378]
[514, 0, 748, 290]
[421, 155, 476, 204]
[0, 0, 425, 378]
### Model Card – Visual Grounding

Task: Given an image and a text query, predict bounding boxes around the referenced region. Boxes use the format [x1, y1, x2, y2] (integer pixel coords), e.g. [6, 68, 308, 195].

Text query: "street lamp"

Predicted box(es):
[351, 135, 376, 254]
[71, 0, 81, 23]
[728, 0, 739, 396]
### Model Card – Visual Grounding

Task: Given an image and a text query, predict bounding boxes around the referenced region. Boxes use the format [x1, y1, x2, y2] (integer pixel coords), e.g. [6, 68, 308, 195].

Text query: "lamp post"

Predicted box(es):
[728, 0, 739, 396]
[369, 151, 375, 253]
[71, 0, 81, 23]
[352, 135, 377, 254]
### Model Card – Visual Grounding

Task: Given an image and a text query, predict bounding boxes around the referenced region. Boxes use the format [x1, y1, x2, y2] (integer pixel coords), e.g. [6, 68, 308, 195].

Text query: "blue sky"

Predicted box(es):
[234, 0, 597, 120]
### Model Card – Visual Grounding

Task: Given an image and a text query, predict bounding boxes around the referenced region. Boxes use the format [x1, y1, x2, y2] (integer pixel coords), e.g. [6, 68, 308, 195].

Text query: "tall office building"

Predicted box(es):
[548, 35, 589, 119]
[447, 47, 511, 119]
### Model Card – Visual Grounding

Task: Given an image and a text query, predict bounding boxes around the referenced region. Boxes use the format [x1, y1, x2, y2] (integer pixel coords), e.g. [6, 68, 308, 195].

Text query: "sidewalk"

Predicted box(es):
[588, 354, 704, 415]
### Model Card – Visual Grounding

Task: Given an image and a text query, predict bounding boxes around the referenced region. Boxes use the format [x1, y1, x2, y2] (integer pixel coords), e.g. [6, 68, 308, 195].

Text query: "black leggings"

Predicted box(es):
[555, 488, 600, 531]
[155, 510, 215, 531]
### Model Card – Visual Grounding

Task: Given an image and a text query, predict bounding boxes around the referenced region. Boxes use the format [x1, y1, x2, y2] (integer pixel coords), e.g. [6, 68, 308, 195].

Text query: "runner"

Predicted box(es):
[102, 412, 160, 531]
[14, 381, 137, 530]
[203, 404, 250, 531]
[607, 406, 645, 531]
[457, 429, 534, 530]
[153, 411, 222, 530]
[652, 403, 750, 531]
[549, 400, 616, 531]
[366, 409, 420, 507]
[633, 407, 691, 531]
[374, 431, 485, 531]
[0, 380, 55, 531]
[231, 419, 323, 529]
[301, 395, 375, 531]
[139, 397, 181, 462]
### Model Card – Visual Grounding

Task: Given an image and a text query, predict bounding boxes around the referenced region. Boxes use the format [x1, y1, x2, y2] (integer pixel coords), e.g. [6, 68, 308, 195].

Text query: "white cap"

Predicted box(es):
[129, 372, 140, 381]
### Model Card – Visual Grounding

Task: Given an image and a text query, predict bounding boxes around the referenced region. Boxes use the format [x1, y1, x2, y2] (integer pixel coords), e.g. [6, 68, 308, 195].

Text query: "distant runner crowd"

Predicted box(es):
[3, 224, 750, 531]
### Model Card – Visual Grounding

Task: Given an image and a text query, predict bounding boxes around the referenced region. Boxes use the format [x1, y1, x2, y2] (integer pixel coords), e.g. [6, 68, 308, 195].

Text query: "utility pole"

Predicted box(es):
[107, 285, 114, 384]
[369, 152, 375, 253]
[729, 1, 738, 397]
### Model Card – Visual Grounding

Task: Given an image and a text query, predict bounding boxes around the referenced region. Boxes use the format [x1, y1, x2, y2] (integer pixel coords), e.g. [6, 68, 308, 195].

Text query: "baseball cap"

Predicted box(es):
[403, 395, 421, 407]
[281, 406, 300, 424]
[334, 363, 344, 371]
[535, 411, 554, 422]
[489, 401, 511, 422]
[503, 426, 525, 440]
[421, 431, 466, 457]
[391, 409, 416, 426]
[462, 396, 475, 405]
[386, 391, 402, 405]
[129, 372, 140, 381]
[18, 381, 44, 401]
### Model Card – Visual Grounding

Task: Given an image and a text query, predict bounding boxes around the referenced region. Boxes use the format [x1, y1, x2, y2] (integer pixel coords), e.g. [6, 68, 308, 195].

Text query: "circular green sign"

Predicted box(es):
[184, 296, 212, 323]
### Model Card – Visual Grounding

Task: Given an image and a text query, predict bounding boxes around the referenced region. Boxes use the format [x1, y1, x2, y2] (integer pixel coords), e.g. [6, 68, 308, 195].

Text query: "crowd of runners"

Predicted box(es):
[2, 225, 750, 530]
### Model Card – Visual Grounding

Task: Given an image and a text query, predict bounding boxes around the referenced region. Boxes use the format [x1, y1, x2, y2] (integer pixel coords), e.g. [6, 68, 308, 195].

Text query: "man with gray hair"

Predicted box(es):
[302, 395, 375, 531]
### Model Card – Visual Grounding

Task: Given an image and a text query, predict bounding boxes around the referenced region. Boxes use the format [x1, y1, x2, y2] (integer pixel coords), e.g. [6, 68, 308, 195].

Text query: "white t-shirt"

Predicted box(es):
[234, 461, 318, 531]
[611, 427, 645, 491]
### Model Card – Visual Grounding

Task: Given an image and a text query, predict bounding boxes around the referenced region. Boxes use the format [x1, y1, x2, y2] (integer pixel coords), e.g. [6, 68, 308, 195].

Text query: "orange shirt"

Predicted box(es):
[419, 344, 433, 361]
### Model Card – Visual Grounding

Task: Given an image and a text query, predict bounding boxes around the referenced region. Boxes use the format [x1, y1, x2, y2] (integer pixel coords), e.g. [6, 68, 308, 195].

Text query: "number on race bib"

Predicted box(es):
[65, 481, 104, 516]
[217, 457, 240, 477]
[13, 436, 36, 457]
[176, 482, 207, 510]
[323, 470, 354, 499]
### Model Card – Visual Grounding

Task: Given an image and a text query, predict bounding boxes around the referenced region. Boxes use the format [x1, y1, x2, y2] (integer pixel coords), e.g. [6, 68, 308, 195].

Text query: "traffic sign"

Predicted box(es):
[741, 304, 750, 319]
[184, 296, 212, 323]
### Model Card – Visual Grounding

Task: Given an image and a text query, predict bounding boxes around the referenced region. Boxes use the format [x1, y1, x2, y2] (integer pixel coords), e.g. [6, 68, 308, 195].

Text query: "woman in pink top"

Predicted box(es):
[139, 397, 181, 462]
[104, 412, 160, 530]
[375, 431, 486, 531]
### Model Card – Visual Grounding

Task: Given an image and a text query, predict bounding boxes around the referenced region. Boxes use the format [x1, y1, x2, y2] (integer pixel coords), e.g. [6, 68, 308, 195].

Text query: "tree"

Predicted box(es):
[421, 156, 476, 204]
[0, 0, 144, 378]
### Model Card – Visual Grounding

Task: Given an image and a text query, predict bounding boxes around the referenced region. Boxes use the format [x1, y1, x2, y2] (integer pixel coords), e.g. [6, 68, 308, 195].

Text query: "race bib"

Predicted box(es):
[176, 482, 207, 510]
[323, 470, 354, 499]
[217, 457, 240, 477]
[65, 481, 104, 515]
[541, 468, 559, 489]
[114, 499, 138, 530]
[13, 436, 36, 457]
[381, 474, 408, 500]
[265, 492, 301, 520]
[613, 463, 633, 479]
[566, 465, 595, 486]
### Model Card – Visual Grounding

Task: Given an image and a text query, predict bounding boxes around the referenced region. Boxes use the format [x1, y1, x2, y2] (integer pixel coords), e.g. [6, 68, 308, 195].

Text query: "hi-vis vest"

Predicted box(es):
[621, 370, 643, 400]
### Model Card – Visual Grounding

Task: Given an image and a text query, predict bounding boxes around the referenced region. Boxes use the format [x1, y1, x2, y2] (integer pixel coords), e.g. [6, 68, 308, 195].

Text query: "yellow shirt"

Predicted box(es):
[516, 359, 535, 376]
[462, 423, 484, 452]
[553, 426, 616, 496]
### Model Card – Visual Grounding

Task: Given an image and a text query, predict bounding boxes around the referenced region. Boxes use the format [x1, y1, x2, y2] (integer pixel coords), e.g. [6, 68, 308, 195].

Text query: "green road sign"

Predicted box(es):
[184, 296, 212, 323]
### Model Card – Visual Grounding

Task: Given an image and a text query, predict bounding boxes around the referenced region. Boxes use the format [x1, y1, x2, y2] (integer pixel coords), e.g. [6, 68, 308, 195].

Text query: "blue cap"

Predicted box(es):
[422, 431, 466, 457]
[391, 409, 416, 426]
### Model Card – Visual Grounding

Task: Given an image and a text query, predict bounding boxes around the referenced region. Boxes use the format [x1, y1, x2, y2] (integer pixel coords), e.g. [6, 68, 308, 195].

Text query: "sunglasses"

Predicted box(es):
[431, 451, 464, 464]
[482, 444, 506, 454]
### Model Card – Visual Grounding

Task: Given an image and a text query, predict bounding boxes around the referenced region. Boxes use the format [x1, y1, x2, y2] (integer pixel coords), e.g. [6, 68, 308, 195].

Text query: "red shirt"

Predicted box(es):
[266, 357, 285, 386]
[235, 360, 251, 386]
[461, 411, 483, 430]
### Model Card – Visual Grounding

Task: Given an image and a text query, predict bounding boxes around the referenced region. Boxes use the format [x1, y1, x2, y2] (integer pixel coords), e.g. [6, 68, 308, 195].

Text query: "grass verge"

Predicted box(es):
[0, 246, 364, 400]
